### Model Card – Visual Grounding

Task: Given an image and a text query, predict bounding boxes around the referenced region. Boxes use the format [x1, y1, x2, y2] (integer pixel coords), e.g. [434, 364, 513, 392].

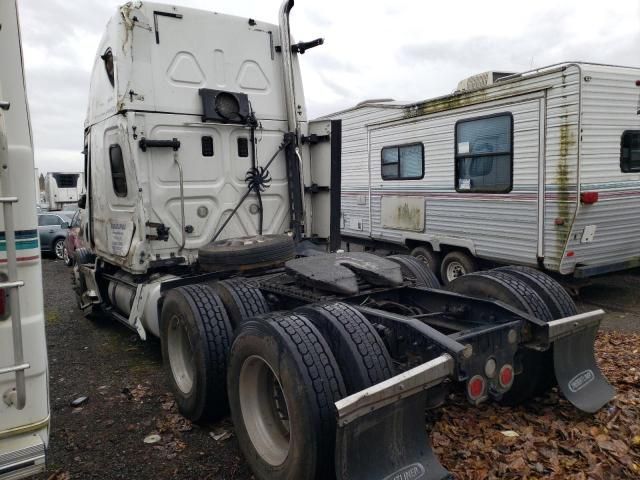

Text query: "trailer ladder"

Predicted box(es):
[0, 196, 28, 410]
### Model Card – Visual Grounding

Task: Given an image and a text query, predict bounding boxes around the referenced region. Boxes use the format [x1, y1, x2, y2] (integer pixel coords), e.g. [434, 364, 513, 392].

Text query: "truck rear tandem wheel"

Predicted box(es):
[96, 253, 612, 480]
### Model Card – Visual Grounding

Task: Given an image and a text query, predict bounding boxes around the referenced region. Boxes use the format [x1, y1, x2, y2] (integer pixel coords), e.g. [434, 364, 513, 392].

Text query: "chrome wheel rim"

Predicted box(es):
[167, 315, 195, 394]
[55, 240, 65, 259]
[63, 247, 70, 264]
[239, 355, 290, 466]
[446, 261, 466, 282]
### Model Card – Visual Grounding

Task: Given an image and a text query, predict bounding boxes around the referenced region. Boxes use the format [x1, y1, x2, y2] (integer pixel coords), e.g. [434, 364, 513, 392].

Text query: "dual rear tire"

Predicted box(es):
[161, 282, 394, 480]
[446, 266, 576, 404]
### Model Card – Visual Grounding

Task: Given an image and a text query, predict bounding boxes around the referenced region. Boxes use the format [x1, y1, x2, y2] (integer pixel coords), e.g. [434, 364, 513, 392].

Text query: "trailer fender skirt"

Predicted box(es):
[334, 354, 454, 480]
[549, 310, 615, 413]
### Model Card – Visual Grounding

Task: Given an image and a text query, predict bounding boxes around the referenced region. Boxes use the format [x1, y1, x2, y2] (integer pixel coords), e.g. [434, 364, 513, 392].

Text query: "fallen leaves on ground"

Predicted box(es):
[432, 331, 640, 479]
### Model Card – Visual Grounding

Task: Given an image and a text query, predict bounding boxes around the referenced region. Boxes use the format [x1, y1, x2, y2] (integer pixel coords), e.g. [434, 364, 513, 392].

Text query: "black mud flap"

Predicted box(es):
[549, 311, 615, 413]
[334, 354, 454, 480]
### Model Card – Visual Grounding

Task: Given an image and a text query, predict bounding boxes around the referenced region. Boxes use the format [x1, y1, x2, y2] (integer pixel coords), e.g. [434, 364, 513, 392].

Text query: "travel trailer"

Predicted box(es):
[324, 63, 640, 284]
[43, 171, 84, 211]
[0, 1, 50, 478]
[75, 2, 614, 479]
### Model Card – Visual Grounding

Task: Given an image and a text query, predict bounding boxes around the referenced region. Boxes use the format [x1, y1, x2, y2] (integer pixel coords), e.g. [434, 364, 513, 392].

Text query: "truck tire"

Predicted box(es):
[160, 284, 233, 422]
[440, 250, 477, 285]
[410, 245, 441, 276]
[388, 254, 441, 288]
[63, 246, 73, 266]
[213, 278, 270, 327]
[495, 266, 578, 393]
[228, 313, 345, 480]
[199, 234, 295, 272]
[495, 266, 577, 319]
[446, 271, 553, 404]
[297, 302, 393, 394]
[74, 247, 96, 266]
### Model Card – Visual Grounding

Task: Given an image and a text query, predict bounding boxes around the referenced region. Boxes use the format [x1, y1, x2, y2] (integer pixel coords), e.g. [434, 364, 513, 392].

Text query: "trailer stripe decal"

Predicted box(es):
[0, 254, 40, 264]
[0, 229, 38, 240]
[0, 239, 40, 251]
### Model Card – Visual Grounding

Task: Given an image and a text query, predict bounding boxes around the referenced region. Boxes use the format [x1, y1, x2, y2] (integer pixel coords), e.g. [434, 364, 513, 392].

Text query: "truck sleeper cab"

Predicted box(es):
[75, 2, 616, 480]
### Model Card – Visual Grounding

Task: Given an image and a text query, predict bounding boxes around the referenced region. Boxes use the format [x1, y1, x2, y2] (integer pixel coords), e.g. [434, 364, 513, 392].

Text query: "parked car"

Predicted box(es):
[37, 212, 72, 259]
[63, 209, 84, 266]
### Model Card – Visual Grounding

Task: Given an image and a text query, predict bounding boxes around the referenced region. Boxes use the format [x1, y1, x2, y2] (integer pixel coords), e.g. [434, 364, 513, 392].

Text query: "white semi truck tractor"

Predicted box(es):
[0, 1, 50, 478]
[74, 2, 615, 479]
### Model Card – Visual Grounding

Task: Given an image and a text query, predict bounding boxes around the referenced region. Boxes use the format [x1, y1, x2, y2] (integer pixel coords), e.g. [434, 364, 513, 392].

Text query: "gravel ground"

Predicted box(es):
[35, 259, 639, 480]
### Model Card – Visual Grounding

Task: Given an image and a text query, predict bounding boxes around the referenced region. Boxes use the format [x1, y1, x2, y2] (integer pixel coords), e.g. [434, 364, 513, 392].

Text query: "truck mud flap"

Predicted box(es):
[334, 354, 455, 480]
[548, 310, 615, 413]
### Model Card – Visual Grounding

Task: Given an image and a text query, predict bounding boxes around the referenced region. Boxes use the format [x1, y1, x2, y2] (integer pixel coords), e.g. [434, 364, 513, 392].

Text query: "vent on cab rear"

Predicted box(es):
[201, 136, 214, 157]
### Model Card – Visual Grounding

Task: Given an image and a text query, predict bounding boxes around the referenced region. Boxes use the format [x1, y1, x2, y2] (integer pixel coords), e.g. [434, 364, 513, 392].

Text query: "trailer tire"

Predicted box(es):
[440, 250, 477, 285]
[446, 271, 553, 404]
[199, 234, 295, 272]
[388, 254, 441, 288]
[228, 313, 345, 480]
[495, 266, 577, 319]
[297, 302, 394, 394]
[160, 284, 233, 422]
[410, 245, 441, 276]
[213, 278, 270, 328]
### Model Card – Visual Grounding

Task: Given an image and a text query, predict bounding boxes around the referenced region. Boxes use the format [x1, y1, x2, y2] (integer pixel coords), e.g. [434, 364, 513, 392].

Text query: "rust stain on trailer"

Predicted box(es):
[555, 121, 576, 258]
[404, 91, 488, 118]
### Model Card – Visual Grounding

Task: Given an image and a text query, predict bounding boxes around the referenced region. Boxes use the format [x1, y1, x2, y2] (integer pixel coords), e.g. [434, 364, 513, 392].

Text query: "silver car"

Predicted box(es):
[37, 212, 72, 259]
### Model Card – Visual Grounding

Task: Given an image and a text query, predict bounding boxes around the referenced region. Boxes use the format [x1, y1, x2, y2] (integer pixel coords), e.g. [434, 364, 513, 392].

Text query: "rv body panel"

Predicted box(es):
[329, 62, 640, 276]
[0, 1, 49, 478]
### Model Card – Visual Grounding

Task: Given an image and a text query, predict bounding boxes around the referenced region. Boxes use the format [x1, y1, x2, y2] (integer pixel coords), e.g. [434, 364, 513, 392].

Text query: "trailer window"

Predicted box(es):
[455, 114, 512, 193]
[381, 143, 424, 180]
[621, 130, 640, 172]
[109, 144, 128, 197]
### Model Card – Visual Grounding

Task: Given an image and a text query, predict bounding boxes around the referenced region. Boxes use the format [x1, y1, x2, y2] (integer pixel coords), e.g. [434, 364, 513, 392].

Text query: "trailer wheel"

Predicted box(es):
[410, 245, 441, 275]
[495, 266, 577, 318]
[228, 313, 345, 480]
[213, 278, 270, 327]
[440, 250, 477, 285]
[297, 302, 393, 393]
[160, 284, 233, 422]
[388, 254, 441, 288]
[447, 271, 553, 404]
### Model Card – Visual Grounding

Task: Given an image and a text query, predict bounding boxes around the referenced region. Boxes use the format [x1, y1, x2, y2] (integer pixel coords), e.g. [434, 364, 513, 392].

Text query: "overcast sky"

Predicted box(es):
[18, 0, 640, 175]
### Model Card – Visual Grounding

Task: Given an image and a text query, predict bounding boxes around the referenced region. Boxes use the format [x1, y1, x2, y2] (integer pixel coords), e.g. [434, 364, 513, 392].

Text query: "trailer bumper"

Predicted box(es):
[332, 309, 615, 480]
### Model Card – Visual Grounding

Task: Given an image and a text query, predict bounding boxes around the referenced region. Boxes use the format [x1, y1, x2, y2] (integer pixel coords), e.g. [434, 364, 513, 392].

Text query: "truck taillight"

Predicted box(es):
[580, 191, 599, 204]
[467, 375, 486, 401]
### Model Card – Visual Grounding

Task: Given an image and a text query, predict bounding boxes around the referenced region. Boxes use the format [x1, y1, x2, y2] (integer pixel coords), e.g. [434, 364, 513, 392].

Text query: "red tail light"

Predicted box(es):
[499, 365, 514, 389]
[467, 375, 486, 400]
[580, 191, 599, 204]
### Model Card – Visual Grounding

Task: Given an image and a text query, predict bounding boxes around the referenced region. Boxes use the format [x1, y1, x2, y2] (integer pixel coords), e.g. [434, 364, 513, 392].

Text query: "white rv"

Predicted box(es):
[326, 63, 640, 283]
[43, 171, 84, 211]
[0, 1, 50, 478]
[75, 3, 614, 479]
